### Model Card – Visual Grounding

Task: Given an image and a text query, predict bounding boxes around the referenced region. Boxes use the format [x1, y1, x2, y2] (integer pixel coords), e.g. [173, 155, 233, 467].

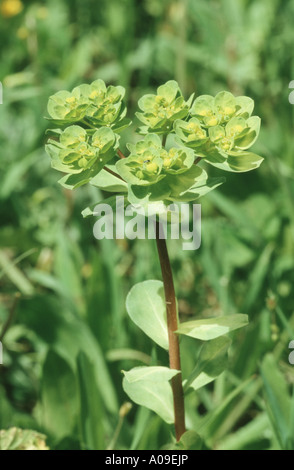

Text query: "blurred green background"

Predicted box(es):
[0, 0, 294, 450]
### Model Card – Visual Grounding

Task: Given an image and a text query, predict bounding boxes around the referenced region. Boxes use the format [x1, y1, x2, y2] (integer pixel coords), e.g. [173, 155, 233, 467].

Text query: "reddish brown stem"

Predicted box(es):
[155, 222, 186, 441]
[117, 149, 126, 159]
[104, 166, 125, 181]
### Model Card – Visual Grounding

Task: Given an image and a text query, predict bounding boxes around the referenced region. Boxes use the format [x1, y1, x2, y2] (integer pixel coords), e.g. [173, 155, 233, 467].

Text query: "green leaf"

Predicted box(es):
[171, 176, 225, 202]
[111, 117, 132, 133]
[40, 350, 78, 440]
[91, 127, 118, 154]
[234, 116, 261, 150]
[122, 366, 179, 383]
[208, 125, 225, 142]
[127, 180, 171, 205]
[206, 150, 264, 173]
[162, 430, 203, 450]
[185, 336, 231, 392]
[60, 125, 87, 148]
[199, 376, 257, 444]
[177, 314, 248, 341]
[0, 250, 34, 296]
[82, 195, 127, 218]
[122, 366, 179, 424]
[58, 170, 93, 189]
[138, 94, 157, 113]
[165, 165, 204, 197]
[226, 116, 247, 136]
[90, 166, 128, 192]
[179, 430, 203, 450]
[235, 96, 254, 118]
[45, 117, 85, 128]
[45, 143, 82, 174]
[191, 94, 215, 117]
[20, 295, 118, 415]
[260, 354, 292, 450]
[214, 91, 236, 112]
[126, 280, 169, 350]
[77, 352, 105, 450]
[157, 80, 180, 102]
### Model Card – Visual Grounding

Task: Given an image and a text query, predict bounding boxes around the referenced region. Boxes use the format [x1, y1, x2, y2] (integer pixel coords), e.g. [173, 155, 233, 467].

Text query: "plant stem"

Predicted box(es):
[104, 166, 125, 181]
[117, 149, 126, 159]
[162, 133, 168, 147]
[155, 221, 186, 441]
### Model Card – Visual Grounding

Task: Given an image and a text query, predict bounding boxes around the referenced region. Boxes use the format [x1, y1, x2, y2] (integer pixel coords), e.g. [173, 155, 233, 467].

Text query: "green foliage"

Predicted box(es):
[124, 279, 248, 423]
[260, 354, 294, 450]
[176, 314, 248, 341]
[122, 367, 179, 424]
[126, 280, 169, 350]
[184, 336, 231, 392]
[40, 350, 78, 441]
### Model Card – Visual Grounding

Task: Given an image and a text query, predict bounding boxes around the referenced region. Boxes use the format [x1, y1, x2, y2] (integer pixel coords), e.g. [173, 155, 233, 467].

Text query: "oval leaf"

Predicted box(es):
[122, 366, 179, 424]
[122, 366, 180, 383]
[177, 314, 248, 341]
[126, 280, 169, 350]
[185, 336, 231, 392]
[207, 151, 264, 173]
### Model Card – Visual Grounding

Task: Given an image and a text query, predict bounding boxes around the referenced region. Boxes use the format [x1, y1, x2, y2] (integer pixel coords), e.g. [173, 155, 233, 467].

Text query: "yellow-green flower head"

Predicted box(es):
[174, 117, 208, 150]
[207, 115, 261, 155]
[60, 125, 87, 148]
[116, 134, 195, 187]
[190, 91, 255, 127]
[47, 80, 127, 130]
[174, 92, 261, 166]
[46, 125, 119, 176]
[58, 126, 97, 170]
[47, 88, 89, 122]
[79, 80, 126, 126]
[136, 80, 194, 134]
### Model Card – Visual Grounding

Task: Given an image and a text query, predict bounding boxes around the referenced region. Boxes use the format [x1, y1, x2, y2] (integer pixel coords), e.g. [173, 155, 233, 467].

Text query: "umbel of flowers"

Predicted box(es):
[45, 79, 263, 202]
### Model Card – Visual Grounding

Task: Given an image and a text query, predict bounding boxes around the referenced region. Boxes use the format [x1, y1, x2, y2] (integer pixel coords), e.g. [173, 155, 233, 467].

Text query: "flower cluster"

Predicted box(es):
[47, 79, 128, 131]
[117, 134, 195, 186]
[174, 92, 261, 163]
[116, 134, 212, 203]
[136, 80, 193, 134]
[45, 79, 263, 198]
[46, 125, 119, 178]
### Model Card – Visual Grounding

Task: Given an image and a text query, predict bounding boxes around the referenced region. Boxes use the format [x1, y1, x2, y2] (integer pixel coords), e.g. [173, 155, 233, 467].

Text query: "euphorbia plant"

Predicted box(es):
[45, 79, 263, 448]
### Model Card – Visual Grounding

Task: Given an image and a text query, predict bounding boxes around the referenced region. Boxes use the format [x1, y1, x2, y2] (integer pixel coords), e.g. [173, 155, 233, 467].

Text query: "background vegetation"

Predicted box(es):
[0, 0, 294, 450]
